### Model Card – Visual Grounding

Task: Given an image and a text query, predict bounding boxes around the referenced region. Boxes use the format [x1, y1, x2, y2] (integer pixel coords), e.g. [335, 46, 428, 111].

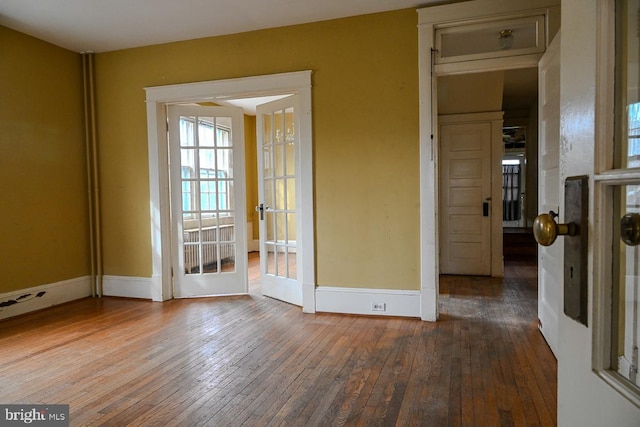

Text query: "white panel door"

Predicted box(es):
[168, 105, 247, 298]
[537, 33, 561, 358]
[439, 120, 491, 275]
[256, 95, 302, 305]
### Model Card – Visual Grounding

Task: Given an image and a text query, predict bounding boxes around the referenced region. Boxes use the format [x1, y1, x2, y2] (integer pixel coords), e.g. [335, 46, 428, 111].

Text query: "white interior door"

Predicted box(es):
[537, 33, 561, 358]
[439, 117, 492, 276]
[256, 95, 302, 305]
[168, 105, 247, 298]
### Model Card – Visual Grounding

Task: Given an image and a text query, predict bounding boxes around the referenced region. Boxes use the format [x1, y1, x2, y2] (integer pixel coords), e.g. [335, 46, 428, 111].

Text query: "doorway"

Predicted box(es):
[437, 69, 539, 276]
[144, 71, 315, 312]
[417, 1, 560, 322]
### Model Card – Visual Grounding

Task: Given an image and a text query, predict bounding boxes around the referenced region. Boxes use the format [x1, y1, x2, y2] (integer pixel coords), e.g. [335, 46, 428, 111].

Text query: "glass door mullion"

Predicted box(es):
[193, 116, 203, 275]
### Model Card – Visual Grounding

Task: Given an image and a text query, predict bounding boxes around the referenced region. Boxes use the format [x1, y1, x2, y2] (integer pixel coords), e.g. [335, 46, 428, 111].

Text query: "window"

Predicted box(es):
[434, 15, 545, 65]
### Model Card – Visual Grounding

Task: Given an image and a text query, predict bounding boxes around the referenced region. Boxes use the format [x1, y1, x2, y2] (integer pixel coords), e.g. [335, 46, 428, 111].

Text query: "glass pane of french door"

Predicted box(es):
[180, 114, 236, 274]
[262, 105, 297, 280]
[168, 105, 247, 297]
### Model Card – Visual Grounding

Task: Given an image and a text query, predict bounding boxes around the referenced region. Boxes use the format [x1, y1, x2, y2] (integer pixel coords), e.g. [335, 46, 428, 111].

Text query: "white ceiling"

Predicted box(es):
[0, 0, 459, 53]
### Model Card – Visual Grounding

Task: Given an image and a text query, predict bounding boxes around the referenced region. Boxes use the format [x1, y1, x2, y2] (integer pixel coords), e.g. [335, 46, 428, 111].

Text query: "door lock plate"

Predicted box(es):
[564, 175, 588, 326]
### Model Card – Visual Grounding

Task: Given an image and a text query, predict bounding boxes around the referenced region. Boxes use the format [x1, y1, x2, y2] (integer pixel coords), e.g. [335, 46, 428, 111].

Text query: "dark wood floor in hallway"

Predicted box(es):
[0, 257, 556, 426]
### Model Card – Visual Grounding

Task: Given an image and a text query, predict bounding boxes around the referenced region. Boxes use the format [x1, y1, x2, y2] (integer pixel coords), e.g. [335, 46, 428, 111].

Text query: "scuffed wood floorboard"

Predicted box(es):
[0, 255, 556, 426]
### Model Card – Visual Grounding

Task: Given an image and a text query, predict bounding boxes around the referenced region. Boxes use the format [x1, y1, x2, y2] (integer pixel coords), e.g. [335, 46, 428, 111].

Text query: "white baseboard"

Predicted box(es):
[248, 240, 260, 252]
[0, 276, 92, 321]
[102, 275, 154, 300]
[0, 277, 422, 320]
[315, 286, 421, 318]
[246, 221, 259, 252]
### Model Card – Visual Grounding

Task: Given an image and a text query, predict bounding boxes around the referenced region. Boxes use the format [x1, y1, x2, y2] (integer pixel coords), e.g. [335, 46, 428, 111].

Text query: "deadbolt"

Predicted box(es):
[533, 211, 577, 246]
[620, 213, 640, 246]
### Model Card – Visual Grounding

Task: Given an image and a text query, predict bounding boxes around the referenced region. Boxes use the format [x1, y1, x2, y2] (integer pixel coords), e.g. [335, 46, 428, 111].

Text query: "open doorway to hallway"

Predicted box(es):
[436, 64, 554, 357]
[437, 67, 539, 275]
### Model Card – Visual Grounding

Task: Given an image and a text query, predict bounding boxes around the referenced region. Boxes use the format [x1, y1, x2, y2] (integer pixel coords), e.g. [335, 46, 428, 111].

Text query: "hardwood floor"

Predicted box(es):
[0, 256, 556, 426]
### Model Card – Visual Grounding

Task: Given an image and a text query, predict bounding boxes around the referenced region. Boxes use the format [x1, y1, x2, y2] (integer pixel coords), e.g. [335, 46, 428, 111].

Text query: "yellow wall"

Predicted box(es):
[0, 26, 89, 293]
[438, 71, 505, 114]
[95, 9, 420, 289]
[244, 115, 259, 239]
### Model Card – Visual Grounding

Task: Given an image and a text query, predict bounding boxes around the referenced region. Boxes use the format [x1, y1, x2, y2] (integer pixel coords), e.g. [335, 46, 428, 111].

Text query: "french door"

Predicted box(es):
[168, 105, 247, 297]
[256, 95, 302, 305]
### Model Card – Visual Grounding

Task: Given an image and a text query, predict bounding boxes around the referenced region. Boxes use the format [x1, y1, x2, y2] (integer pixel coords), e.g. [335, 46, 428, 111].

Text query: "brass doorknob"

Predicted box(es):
[621, 213, 640, 246]
[533, 211, 577, 246]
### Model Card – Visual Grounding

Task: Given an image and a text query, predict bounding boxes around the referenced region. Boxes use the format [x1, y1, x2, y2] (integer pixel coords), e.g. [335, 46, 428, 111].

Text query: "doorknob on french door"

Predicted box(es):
[620, 213, 640, 246]
[255, 204, 271, 221]
[533, 210, 577, 246]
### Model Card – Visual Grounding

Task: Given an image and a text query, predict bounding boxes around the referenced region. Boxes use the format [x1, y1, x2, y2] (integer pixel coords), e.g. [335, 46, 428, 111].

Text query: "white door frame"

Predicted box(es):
[144, 71, 316, 313]
[417, 0, 560, 321]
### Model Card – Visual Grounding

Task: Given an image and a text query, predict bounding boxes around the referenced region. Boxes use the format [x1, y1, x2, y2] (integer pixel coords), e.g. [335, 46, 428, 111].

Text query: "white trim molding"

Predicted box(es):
[248, 240, 261, 253]
[315, 286, 421, 318]
[246, 221, 260, 252]
[102, 275, 154, 300]
[0, 277, 92, 321]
